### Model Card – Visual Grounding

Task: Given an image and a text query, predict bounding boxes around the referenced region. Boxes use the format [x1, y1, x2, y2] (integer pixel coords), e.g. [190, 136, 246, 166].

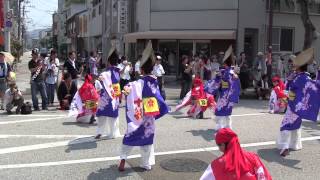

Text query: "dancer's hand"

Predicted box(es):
[122, 86, 131, 96]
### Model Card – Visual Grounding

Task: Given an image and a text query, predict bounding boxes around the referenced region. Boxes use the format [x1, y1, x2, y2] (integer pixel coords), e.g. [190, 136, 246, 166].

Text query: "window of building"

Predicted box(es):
[272, 27, 294, 52]
[270, 0, 320, 14]
[309, 2, 320, 14]
[92, 8, 96, 18]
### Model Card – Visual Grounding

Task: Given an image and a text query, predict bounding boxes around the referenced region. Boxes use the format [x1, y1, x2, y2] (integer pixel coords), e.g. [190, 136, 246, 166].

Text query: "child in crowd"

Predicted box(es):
[269, 76, 288, 114]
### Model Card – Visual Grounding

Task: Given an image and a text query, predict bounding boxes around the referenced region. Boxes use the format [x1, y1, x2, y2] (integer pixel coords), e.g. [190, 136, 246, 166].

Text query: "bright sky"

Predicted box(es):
[26, 0, 58, 31]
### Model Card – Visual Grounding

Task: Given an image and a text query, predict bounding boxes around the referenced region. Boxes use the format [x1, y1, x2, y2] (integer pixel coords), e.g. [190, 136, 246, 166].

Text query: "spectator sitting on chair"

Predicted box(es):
[57, 72, 77, 110]
[3, 82, 24, 114]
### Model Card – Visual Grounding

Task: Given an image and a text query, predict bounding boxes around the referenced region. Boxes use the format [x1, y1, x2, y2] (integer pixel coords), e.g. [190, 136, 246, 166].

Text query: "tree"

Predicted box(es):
[11, 39, 23, 61]
[273, 0, 320, 50]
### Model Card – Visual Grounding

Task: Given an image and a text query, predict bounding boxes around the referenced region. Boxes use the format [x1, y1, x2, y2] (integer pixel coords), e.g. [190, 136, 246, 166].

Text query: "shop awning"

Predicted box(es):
[124, 30, 236, 43]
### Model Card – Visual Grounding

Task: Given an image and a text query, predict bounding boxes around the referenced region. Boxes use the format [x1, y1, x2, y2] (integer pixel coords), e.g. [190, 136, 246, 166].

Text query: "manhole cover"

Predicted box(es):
[160, 158, 208, 172]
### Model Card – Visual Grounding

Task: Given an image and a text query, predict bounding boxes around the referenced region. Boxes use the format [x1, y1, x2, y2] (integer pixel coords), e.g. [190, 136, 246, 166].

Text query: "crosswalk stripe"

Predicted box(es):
[0, 136, 319, 169]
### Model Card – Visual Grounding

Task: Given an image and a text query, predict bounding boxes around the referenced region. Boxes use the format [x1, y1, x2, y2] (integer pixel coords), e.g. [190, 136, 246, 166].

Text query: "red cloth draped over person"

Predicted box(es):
[272, 76, 286, 99]
[200, 128, 272, 180]
[78, 74, 100, 112]
[176, 76, 215, 119]
[269, 76, 288, 114]
[69, 75, 99, 123]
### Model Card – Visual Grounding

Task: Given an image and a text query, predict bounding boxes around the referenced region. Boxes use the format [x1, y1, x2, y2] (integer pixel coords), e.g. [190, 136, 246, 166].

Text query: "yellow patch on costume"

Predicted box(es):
[112, 83, 121, 97]
[143, 97, 160, 116]
[221, 81, 229, 89]
[288, 91, 296, 101]
[85, 100, 97, 109]
[198, 99, 208, 107]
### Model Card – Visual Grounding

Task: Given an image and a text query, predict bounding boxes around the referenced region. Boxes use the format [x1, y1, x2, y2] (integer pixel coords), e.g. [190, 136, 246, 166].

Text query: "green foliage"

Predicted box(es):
[10, 39, 22, 59]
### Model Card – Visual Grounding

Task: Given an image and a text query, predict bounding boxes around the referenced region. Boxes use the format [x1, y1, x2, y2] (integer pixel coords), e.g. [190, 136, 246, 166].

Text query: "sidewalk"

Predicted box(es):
[15, 51, 32, 96]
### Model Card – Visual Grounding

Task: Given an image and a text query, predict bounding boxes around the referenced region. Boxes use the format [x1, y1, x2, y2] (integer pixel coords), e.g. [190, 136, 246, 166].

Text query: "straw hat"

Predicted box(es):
[223, 45, 234, 62]
[107, 45, 117, 60]
[292, 48, 314, 67]
[140, 41, 156, 67]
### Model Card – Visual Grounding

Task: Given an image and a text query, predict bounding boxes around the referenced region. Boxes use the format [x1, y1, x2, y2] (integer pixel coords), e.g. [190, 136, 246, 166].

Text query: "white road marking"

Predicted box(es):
[178, 113, 269, 120]
[0, 135, 124, 155]
[1, 114, 66, 118]
[0, 117, 65, 125]
[231, 113, 268, 117]
[0, 136, 319, 169]
[0, 141, 71, 155]
[0, 135, 92, 139]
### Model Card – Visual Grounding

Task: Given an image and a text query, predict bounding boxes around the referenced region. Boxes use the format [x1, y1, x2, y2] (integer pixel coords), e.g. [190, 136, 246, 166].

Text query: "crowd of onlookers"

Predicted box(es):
[20, 48, 165, 113]
[178, 51, 319, 101]
[0, 48, 318, 114]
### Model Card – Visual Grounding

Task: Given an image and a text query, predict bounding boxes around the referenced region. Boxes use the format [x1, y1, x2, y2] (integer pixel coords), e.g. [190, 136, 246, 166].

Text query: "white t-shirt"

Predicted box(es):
[153, 64, 165, 77]
[117, 63, 131, 80]
[135, 61, 141, 74]
[44, 58, 60, 84]
[44, 57, 60, 67]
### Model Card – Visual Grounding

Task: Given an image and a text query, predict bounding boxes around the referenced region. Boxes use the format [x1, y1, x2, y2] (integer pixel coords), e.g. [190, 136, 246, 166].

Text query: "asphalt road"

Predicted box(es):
[0, 98, 320, 180]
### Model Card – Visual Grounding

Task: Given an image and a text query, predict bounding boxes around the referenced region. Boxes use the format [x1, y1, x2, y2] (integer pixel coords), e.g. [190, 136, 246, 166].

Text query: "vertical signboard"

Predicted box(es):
[118, 0, 128, 34]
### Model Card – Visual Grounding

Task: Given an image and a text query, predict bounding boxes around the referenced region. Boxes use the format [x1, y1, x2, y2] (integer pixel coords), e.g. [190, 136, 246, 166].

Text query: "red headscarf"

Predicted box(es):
[214, 128, 272, 180]
[79, 75, 99, 102]
[191, 77, 206, 99]
[272, 76, 285, 91]
[272, 76, 286, 98]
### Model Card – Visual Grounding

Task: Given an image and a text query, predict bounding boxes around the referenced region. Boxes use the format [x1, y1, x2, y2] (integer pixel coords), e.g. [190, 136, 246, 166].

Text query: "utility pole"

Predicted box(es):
[267, 0, 274, 49]
[267, 0, 274, 84]
[21, 3, 25, 51]
[4, 0, 10, 52]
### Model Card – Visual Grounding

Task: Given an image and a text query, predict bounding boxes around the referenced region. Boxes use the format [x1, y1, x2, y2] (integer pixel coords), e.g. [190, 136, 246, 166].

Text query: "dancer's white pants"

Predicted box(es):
[277, 129, 302, 150]
[215, 116, 232, 130]
[96, 116, 121, 138]
[120, 144, 155, 169]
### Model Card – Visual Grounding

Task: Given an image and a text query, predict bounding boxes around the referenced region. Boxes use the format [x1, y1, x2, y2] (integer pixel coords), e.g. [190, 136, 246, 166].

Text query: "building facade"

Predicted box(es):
[123, 0, 320, 76]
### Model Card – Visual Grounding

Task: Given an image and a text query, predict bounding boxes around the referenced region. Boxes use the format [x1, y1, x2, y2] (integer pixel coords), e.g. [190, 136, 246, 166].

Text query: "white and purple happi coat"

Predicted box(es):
[123, 76, 169, 146]
[281, 71, 320, 131]
[204, 67, 241, 116]
[96, 67, 121, 118]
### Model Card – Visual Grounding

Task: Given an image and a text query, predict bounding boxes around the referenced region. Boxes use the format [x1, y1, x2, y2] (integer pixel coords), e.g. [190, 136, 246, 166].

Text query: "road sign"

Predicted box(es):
[5, 21, 12, 28]
[6, 11, 13, 19]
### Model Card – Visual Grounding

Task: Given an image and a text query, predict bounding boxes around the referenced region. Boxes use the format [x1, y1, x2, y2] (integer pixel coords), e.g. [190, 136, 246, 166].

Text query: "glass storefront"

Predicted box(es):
[196, 40, 211, 58]
[158, 40, 177, 75]
[132, 39, 234, 77]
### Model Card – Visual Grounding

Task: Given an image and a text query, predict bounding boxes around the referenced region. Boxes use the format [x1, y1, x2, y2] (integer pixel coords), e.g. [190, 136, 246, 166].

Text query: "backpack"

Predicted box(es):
[21, 102, 32, 115]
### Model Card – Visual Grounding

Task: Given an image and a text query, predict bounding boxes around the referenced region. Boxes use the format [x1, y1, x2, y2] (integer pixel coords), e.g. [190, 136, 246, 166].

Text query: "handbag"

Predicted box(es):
[21, 102, 32, 115]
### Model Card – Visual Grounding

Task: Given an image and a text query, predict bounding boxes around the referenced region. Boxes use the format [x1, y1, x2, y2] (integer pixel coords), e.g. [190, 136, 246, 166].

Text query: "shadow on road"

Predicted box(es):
[87, 165, 137, 180]
[65, 137, 97, 153]
[62, 122, 96, 128]
[302, 121, 320, 131]
[186, 129, 217, 142]
[257, 148, 302, 170]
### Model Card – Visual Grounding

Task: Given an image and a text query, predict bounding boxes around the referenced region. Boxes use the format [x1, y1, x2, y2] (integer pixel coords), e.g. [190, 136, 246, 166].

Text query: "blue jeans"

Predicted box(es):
[46, 83, 56, 104]
[31, 81, 48, 109]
